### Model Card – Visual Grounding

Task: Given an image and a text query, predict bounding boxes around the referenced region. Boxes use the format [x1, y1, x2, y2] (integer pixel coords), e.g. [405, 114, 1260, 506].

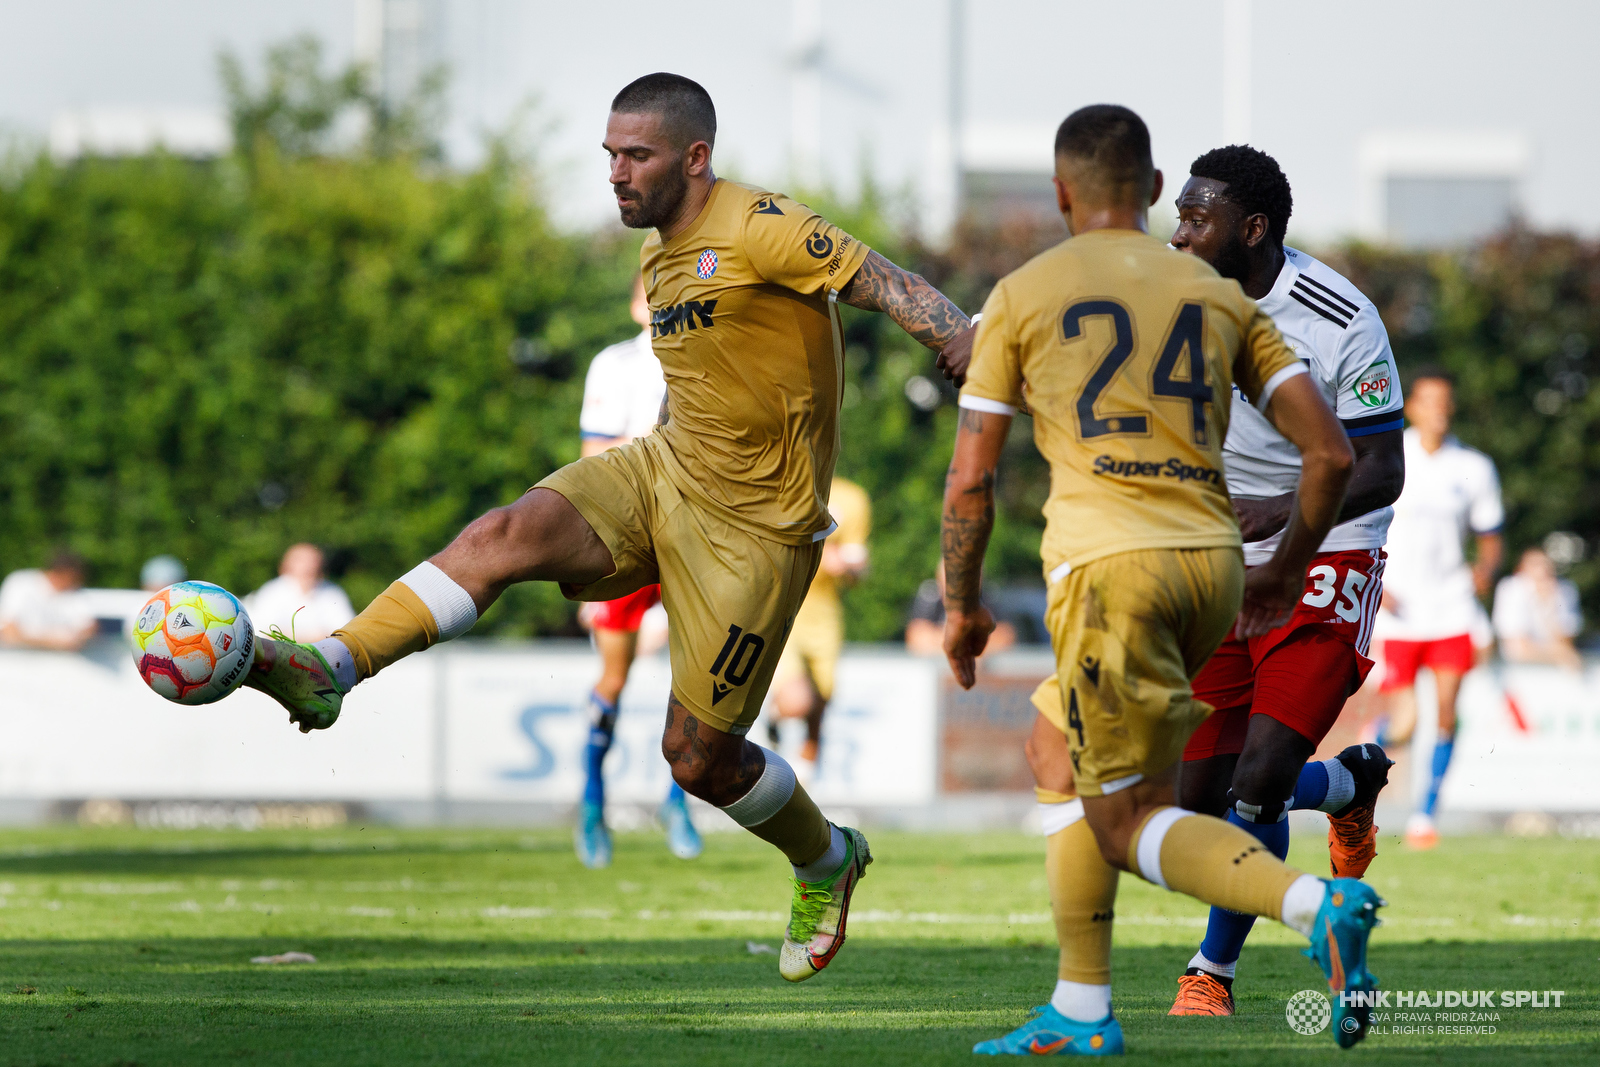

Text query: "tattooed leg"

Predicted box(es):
[660, 692, 765, 806]
[659, 691, 832, 866]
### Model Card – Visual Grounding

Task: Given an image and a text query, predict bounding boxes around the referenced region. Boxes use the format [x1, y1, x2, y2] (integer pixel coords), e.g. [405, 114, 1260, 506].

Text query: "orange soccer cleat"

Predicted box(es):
[1168, 969, 1235, 1016]
[1327, 743, 1394, 879]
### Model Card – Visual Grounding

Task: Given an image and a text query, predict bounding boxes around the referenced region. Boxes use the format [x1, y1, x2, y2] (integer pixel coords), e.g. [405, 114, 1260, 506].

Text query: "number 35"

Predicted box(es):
[1302, 565, 1367, 623]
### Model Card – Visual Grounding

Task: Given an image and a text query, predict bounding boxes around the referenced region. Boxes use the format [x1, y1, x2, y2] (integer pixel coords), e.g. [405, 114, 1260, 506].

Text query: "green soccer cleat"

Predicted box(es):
[779, 825, 871, 982]
[1305, 877, 1385, 1048]
[243, 634, 345, 733]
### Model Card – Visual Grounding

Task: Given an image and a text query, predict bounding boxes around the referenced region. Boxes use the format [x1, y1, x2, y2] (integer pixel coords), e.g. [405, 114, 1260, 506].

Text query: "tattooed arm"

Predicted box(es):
[941, 405, 1012, 689]
[839, 250, 976, 383]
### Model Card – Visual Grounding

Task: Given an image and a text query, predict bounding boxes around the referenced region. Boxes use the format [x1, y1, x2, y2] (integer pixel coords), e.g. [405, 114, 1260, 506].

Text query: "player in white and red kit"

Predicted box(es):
[1165, 146, 1405, 1015]
[1373, 368, 1503, 850]
[573, 276, 701, 868]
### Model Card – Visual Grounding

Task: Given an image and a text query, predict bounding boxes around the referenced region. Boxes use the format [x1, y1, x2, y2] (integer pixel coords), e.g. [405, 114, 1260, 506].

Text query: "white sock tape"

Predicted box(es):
[398, 561, 479, 641]
[1039, 799, 1085, 837]
[1135, 806, 1193, 890]
[719, 748, 797, 827]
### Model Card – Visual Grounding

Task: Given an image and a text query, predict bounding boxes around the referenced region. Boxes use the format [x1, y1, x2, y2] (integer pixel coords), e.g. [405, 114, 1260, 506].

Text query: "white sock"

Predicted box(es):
[1134, 806, 1194, 889]
[792, 823, 847, 883]
[312, 638, 359, 692]
[397, 561, 479, 640]
[1188, 950, 1236, 980]
[1318, 757, 1356, 813]
[719, 747, 796, 827]
[1280, 874, 1325, 938]
[1051, 979, 1112, 1023]
[1038, 798, 1085, 836]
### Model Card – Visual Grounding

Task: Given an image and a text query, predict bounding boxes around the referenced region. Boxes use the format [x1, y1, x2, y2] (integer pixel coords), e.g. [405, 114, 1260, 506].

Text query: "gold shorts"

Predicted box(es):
[773, 594, 843, 701]
[537, 436, 821, 735]
[1038, 547, 1243, 797]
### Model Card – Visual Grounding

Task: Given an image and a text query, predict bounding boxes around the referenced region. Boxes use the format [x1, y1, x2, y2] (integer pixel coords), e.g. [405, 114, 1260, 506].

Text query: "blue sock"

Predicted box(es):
[1423, 736, 1454, 818]
[1197, 809, 1291, 967]
[583, 691, 619, 807]
[1291, 760, 1329, 810]
[665, 780, 685, 805]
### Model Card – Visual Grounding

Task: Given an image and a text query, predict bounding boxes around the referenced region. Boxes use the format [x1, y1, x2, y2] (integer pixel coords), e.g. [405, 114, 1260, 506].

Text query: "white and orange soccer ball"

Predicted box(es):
[131, 581, 254, 705]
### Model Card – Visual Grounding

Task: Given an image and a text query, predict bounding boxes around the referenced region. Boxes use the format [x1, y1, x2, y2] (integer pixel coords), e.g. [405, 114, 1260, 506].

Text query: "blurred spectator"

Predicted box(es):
[905, 562, 1016, 657]
[139, 554, 187, 591]
[0, 550, 95, 651]
[1493, 548, 1582, 669]
[243, 544, 354, 642]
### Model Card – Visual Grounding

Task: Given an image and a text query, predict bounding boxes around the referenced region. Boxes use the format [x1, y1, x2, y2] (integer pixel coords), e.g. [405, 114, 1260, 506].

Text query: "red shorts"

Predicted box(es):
[1184, 549, 1384, 760]
[588, 584, 661, 633]
[1379, 633, 1474, 692]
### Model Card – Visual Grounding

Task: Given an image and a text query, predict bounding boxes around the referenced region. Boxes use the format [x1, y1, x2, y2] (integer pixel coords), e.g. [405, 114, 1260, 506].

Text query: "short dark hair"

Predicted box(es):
[611, 73, 716, 151]
[47, 548, 86, 574]
[1053, 105, 1153, 197]
[1189, 145, 1293, 244]
[1408, 364, 1455, 389]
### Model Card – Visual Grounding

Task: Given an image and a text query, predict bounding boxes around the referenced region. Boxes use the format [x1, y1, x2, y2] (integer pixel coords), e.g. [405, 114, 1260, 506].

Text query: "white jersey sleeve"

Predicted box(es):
[1329, 302, 1404, 436]
[1466, 451, 1505, 533]
[579, 331, 664, 441]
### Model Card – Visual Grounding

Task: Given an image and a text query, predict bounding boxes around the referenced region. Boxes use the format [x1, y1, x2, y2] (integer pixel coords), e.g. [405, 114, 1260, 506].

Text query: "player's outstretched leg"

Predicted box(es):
[244, 488, 614, 731]
[1089, 782, 1385, 1048]
[661, 694, 868, 982]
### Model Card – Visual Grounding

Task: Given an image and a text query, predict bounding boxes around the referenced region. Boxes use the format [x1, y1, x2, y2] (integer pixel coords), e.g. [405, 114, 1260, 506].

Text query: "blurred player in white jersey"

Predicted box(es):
[1162, 145, 1405, 1014]
[573, 276, 702, 868]
[1374, 367, 1502, 850]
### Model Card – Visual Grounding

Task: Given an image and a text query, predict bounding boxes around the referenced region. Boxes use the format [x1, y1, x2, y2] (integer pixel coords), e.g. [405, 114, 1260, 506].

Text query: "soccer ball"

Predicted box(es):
[131, 581, 255, 705]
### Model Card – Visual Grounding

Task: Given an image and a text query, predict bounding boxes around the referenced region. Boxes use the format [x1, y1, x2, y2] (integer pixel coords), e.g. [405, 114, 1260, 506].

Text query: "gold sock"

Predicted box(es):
[330, 581, 438, 681]
[1036, 786, 1076, 805]
[1049, 817, 1119, 985]
[743, 781, 833, 868]
[1128, 807, 1302, 921]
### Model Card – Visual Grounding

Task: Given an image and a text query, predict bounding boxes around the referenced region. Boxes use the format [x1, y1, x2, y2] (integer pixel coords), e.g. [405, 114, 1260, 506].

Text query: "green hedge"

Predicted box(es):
[1, 106, 1594, 640]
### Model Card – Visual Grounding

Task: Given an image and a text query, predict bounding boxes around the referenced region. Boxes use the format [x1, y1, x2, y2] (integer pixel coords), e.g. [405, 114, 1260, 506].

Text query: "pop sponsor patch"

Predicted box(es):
[1353, 360, 1393, 408]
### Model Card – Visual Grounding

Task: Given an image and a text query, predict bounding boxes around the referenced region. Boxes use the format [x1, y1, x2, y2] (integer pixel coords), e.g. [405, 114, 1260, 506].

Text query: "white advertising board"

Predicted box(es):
[1441, 663, 1600, 813]
[0, 641, 937, 808]
[0, 641, 435, 799]
[440, 646, 936, 806]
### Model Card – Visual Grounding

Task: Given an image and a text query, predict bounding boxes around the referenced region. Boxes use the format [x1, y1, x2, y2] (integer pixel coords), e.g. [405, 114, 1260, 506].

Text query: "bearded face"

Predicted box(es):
[615, 155, 689, 230]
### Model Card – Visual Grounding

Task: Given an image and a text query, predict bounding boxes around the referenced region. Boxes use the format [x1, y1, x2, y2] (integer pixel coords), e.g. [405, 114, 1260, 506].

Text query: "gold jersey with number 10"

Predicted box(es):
[960, 229, 1305, 581]
[641, 179, 870, 546]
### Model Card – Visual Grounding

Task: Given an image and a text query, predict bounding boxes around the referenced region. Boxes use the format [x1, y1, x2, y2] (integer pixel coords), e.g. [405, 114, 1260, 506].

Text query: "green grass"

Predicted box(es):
[0, 825, 1595, 1065]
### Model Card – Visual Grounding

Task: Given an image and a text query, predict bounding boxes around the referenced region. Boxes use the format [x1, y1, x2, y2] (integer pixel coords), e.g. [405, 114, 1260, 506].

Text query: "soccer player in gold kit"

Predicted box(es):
[942, 106, 1386, 1053]
[237, 73, 973, 983]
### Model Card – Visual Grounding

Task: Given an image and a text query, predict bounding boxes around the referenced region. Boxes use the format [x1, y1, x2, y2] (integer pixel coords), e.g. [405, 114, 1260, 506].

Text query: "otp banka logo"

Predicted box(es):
[804, 231, 834, 259]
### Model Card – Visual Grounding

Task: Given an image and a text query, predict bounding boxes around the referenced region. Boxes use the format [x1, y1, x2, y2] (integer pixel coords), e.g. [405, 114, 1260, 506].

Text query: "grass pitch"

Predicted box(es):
[0, 823, 1595, 1065]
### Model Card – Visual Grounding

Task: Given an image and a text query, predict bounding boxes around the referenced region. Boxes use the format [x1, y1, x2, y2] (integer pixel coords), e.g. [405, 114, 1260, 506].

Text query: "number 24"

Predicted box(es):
[1303, 566, 1367, 623]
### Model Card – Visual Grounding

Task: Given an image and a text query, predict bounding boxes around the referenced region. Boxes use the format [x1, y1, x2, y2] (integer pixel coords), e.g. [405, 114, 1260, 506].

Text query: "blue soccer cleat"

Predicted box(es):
[1305, 877, 1385, 1048]
[973, 1005, 1124, 1056]
[574, 801, 612, 869]
[659, 791, 703, 860]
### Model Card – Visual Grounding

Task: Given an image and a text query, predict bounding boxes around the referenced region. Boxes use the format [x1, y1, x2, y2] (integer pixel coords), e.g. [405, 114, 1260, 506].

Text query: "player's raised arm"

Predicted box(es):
[1238, 369, 1354, 637]
[838, 251, 975, 383]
